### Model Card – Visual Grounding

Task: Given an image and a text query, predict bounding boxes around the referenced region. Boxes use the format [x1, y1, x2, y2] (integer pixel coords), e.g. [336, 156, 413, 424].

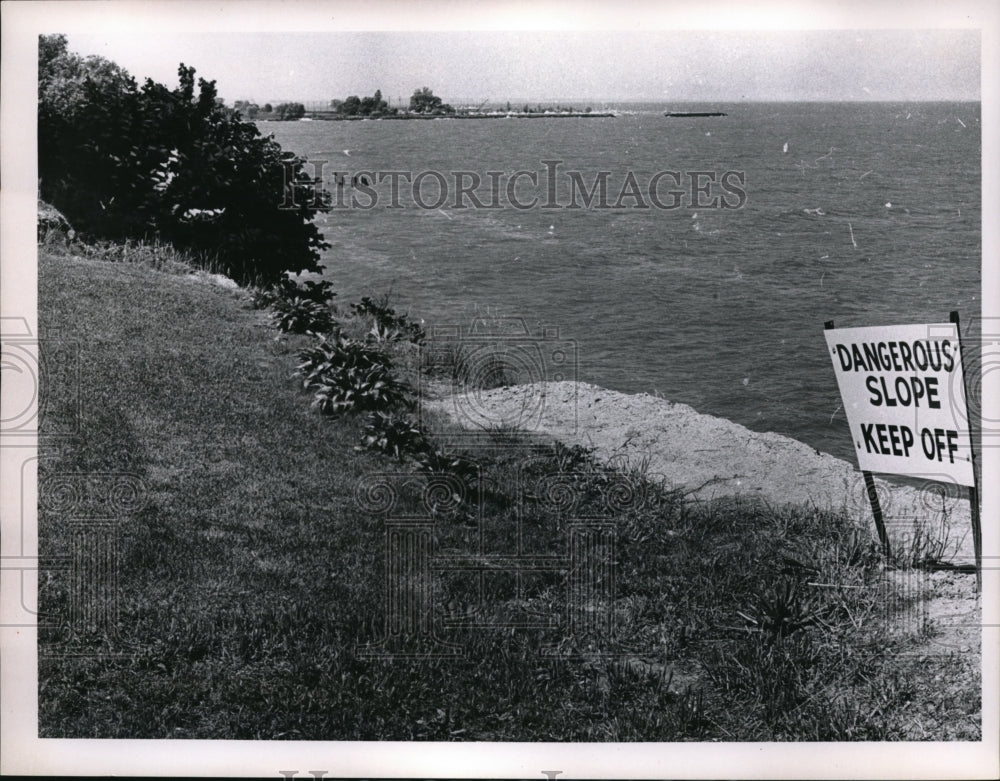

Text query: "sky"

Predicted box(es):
[65, 28, 981, 106]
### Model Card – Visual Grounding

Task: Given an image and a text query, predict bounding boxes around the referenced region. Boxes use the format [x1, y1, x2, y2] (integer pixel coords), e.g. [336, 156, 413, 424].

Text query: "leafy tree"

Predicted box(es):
[38, 35, 329, 284]
[341, 95, 361, 116]
[141, 72, 325, 281]
[231, 100, 261, 119]
[273, 102, 305, 121]
[333, 90, 388, 117]
[409, 87, 452, 114]
[38, 35, 153, 237]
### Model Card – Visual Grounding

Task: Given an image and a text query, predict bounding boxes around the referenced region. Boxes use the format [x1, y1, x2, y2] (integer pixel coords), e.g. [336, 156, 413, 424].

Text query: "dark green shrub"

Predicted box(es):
[249, 286, 279, 310]
[414, 447, 480, 483]
[38, 34, 329, 285]
[357, 411, 429, 460]
[251, 275, 337, 311]
[270, 297, 336, 335]
[294, 279, 336, 306]
[296, 332, 410, 416]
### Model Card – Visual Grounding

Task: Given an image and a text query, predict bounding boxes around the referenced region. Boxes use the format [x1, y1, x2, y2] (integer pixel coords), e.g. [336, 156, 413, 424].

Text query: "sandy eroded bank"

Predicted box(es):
[424, 380, 977, 565]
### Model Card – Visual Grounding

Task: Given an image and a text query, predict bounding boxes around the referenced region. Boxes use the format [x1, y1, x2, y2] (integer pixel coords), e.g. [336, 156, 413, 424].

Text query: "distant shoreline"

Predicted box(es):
[259, 111, 616, 122]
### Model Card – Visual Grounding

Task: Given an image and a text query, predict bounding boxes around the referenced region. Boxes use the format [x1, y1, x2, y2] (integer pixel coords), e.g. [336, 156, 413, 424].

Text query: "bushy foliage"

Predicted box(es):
[357, 411, 429, 460]
[351, 295, 425, 344]
[296, 331, 410, 416]
[232, 100, 260, 119]
[270, 297, 336, 334]
[270, 102, 306, 121]
[38, 34, 329, 284]
[414, 447, 481, 491]
[250, 275, 336, 310]
[289, 278, 336, 306]
[249, 287, 279, 310]
[336, 89, 390, 117]
[409, 87, 454, 115]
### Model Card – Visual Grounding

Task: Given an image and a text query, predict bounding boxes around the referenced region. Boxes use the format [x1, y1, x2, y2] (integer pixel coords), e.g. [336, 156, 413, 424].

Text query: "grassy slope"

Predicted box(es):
[39, 252, 384, 738]
[38, 249, 980, 741]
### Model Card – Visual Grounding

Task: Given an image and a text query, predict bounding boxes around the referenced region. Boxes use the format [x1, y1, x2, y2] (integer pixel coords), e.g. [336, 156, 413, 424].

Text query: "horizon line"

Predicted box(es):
[245, 97, 983, 106]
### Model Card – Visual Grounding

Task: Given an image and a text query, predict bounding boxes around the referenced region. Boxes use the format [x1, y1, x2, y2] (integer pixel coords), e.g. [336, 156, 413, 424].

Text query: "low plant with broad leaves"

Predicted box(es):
[357, 411, 429, 460]
[296, 330, 410, 416]
[295, 278, 337, 306]
[412, 447, 482, 511]
[251, 274, 337, 310]
[367, 320, 411, 344]
[415, 447, 480, 483]
[271, 296, 336, 334]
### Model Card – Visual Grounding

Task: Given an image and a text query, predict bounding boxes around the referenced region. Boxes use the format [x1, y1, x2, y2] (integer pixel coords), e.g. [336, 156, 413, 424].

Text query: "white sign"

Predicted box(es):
[825, 322, 975, 486]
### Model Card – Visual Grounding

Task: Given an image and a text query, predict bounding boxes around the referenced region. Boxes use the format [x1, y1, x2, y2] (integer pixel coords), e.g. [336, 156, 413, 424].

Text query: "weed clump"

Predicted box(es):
[352, 295, 425, 345]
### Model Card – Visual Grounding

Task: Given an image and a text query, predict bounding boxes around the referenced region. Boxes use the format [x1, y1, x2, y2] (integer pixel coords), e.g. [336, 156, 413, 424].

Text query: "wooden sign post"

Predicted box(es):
[825, 320, 891, 559]
[949, 311, 982, 592]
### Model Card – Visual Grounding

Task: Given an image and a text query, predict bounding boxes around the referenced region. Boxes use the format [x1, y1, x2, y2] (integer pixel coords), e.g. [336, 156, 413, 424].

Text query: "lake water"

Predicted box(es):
[263, 102, 981, 463]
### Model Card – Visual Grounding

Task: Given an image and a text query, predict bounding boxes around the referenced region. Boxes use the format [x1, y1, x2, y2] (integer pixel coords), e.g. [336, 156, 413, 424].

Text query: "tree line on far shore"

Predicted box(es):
[232, 101, 307, 121]
[230, 87, 455, 120]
